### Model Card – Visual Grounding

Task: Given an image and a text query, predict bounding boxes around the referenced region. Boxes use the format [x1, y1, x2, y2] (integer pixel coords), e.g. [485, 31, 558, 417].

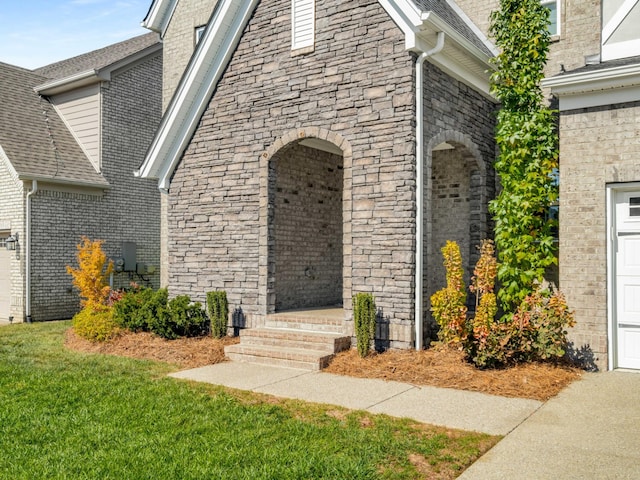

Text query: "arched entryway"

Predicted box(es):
[259, 129, 352, 315]
[424, 131, 487, 339]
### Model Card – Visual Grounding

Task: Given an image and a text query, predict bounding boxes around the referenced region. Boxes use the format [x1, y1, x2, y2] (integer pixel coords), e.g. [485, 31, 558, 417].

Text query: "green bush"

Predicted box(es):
[207, 291, 229, 338]
[149, 295, 207, 340]
[353, 293, 376, 358]
[72, 306, 119, 342]
[113, 287, 166, 332]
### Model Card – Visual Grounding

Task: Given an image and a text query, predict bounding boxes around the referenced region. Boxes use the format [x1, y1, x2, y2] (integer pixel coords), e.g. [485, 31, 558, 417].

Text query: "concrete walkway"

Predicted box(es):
[172, 363, 640, 478]
[459, 370, 640, 479]
[170, 362, 542, 436]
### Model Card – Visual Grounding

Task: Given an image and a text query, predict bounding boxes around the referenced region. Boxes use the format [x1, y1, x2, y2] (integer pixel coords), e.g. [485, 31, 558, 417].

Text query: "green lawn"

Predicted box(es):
[0, 322, 497, 479]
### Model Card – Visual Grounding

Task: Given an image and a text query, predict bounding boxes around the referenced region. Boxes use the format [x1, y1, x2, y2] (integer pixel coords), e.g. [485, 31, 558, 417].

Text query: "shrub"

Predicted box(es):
[207, 291, 229, 338]
[513, 285, 576, 361]
[430, 241, 468, 348]
[149, 295, 207, 340]
[353, 293, 376, 358]
[113, 287, 164, 332]
[72, 306, 119, 342]
[66, 236, 113, 308]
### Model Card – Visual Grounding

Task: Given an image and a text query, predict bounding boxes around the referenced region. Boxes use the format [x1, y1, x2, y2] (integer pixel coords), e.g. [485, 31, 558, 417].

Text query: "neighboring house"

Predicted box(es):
[140, 0, 639, 371]
[0, 33, 163, 323]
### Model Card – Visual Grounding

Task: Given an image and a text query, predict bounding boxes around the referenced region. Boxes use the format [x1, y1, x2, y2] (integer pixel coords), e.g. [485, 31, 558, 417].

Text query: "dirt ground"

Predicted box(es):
[65, 329, 581, 402]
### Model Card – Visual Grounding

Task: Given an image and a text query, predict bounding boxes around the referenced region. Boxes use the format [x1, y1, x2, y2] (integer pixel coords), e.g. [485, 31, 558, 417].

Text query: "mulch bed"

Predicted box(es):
[65, 329, 581, 401]
[324, 346, 582, 402]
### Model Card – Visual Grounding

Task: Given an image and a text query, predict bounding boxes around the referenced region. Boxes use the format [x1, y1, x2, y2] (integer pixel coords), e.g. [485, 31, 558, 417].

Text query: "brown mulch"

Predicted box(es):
[324, 346, 581, 402]
[64, 329, 239, 369]
[65, 329, 580, 401]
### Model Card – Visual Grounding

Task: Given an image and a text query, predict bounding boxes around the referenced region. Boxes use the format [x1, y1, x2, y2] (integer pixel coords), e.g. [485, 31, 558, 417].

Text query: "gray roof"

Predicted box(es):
[410, 0, 493, 57]
[0, 62, 109, 187]
[34, 32, 159, 80]
[558, 55, 640, 76]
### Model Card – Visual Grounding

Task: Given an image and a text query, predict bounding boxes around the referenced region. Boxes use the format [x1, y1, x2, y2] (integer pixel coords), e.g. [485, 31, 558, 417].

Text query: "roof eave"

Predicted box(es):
[34, 42, 162, 96]
[137, 0, 260, 191]
[542, 62, 640, 110]
[142, 0, 179, 37]
[17, 174, 110, 190]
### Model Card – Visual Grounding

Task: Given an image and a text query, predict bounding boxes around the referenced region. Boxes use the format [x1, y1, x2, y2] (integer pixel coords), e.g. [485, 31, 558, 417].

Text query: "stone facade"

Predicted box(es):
[8, 53, 162, 322]
[165, 0, 496, 347]
[159, 0, 220, 288]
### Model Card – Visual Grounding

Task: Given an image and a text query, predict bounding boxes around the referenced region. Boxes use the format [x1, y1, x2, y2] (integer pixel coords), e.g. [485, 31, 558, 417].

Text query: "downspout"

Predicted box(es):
[415, 31, 445, 350]
[26, 180, 38, 322]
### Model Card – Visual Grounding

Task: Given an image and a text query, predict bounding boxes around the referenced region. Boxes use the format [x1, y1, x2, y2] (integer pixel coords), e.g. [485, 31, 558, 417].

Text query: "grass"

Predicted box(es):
[0, 322, 497, 479]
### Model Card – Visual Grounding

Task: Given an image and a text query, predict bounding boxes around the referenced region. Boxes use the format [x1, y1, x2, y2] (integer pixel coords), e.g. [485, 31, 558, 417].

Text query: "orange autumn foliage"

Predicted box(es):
[66, 237, 114, 308]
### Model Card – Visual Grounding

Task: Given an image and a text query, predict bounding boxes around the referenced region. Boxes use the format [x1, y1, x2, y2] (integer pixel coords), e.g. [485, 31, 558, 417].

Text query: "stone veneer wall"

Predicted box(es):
[29, 53, 162, 321]
[272, 143, 343, 311]
[168, 0, 417, 347]
[0, 157, 25, 321]
[559, 101, 640, 370]
[159, 0, 219, 287]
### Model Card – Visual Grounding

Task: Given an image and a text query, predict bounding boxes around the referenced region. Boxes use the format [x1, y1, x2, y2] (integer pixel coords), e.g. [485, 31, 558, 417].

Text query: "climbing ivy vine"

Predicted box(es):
[489, 0, 559, 313]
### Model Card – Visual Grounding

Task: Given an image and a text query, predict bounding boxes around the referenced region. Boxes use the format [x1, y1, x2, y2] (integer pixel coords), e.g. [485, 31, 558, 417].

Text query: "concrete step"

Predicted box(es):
[240, 327, 351, 353]
[265, 312, 344, 334]
[225, 344, 336, 371]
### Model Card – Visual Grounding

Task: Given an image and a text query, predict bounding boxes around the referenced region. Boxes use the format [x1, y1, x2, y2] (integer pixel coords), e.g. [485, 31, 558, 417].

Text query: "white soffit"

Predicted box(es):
[142, 0, 179, 37]
[543, 62, 640, 110]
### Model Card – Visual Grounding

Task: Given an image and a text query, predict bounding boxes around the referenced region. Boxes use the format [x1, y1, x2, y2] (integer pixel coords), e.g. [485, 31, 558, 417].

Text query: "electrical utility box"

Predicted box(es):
[122, 242, 137, 272]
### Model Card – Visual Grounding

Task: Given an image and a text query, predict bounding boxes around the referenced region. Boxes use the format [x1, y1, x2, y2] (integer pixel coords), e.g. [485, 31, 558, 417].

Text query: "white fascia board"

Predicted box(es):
[0, 144, 20, 182]
[17, 174, 110, 190]
[136, 0, 260, 192]
[142, 0, 178, 37]
[98, 42, 163, 80]
[543, 62, 640, 110]
[377, 0, 422, 49]
[34, 70, 99, 96]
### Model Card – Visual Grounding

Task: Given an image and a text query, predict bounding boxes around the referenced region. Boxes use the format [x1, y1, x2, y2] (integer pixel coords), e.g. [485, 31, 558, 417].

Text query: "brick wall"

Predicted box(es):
[559, 101, 640, 370]
[272, 143, 343, 310]
[29, 53, 162, 321]
[455, 0, 602, 77]
[0, 156, 25, 321]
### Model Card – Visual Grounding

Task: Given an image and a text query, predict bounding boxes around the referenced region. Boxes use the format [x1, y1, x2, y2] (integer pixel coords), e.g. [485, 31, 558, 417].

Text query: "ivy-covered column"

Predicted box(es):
[489, 0, 559, 314]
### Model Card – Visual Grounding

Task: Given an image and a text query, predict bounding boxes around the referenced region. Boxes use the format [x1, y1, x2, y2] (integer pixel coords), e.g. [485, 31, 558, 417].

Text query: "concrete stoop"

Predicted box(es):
[224, 310, 351, 370]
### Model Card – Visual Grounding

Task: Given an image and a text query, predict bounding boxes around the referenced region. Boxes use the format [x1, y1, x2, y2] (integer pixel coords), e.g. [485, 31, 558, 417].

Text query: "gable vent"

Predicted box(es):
[292, 0, 315, 50]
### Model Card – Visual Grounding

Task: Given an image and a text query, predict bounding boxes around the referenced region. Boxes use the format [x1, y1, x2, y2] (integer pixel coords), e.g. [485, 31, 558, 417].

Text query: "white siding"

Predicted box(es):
[51, 84, 101, 170]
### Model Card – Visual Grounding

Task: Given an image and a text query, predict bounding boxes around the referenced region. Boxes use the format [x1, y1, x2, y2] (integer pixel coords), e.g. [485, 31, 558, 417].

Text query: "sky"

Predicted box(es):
[0, 0, 153, 70]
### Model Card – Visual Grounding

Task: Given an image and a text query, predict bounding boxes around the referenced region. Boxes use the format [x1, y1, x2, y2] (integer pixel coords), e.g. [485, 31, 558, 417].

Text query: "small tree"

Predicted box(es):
[353, 293, 376, 358]
[207, 291, 229, 338]
[489, 0, 559, 313]
[430, 241, 468, 348]
[66, 236, 113, 308]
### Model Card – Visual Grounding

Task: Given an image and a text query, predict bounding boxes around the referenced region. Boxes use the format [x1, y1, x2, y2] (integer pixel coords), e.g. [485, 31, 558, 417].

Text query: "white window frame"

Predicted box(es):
[291, 0, 315, 52]
[541, 0, 560, 37]
[601, 0, 640, 61]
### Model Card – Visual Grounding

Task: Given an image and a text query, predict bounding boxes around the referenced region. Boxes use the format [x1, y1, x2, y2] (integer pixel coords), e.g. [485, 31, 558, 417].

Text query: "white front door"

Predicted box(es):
[614, 190, 640, 369]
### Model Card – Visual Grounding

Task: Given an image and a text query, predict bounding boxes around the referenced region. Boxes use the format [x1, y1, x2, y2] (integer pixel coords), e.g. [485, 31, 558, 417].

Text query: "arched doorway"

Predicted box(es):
[424, 132, 487, 339]
[265, 136, 346, 313]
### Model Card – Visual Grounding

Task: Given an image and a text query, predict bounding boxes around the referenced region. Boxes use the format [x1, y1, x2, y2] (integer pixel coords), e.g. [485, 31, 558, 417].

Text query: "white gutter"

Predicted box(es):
[26, 180, 38, 322]
[415, 31, 445, 350]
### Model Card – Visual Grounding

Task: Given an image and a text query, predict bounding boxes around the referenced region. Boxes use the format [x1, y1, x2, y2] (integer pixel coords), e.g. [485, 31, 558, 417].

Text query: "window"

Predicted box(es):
[292, 0, 315, 51]
[540, 0, 559, 36]
[602, 0, 640, 61]
[195, 25, 206, 46]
